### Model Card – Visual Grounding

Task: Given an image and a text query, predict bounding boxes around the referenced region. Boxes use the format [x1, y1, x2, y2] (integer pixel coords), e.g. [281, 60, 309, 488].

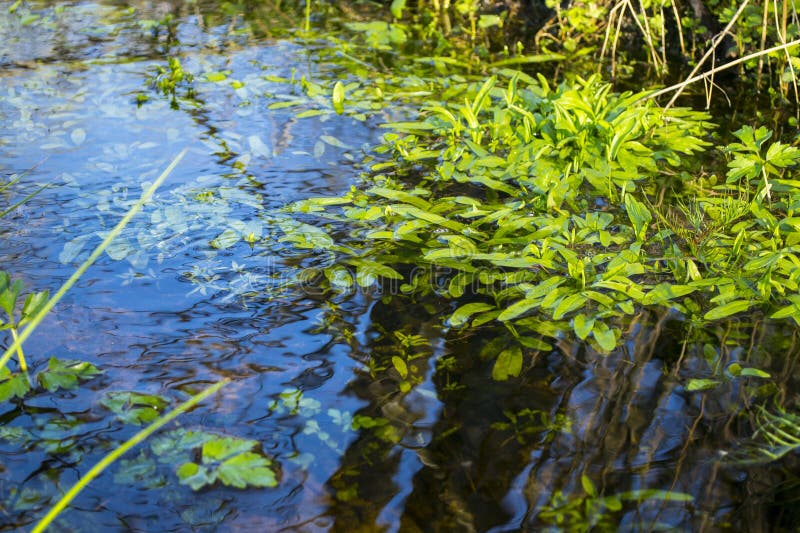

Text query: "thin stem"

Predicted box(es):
[757, 0, 770, 88]
[0, 183, 49, 218]
[663, 0, 751, 110]
[9, 328, 26, 373]
[648, 38, 800, 101]
[31, 379, 228, 533]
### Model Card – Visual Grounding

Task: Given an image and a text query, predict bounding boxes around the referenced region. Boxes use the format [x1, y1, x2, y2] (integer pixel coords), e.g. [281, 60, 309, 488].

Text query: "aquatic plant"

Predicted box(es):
[284, 69, 800, 385]
[287, 73, 704, 361]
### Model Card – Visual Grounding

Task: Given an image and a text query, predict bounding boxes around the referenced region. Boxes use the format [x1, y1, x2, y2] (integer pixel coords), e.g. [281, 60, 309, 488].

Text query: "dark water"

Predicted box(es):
[0, 1, 797, 531]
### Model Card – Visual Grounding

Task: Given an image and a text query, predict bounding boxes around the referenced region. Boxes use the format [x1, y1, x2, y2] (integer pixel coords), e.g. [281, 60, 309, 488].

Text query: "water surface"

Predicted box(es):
[0, 1, 795, 531]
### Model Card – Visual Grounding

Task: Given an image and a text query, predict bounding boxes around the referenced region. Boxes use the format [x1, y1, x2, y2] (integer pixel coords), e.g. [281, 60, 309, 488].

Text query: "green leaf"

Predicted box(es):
[581, 475, 596, 497]
[20, 290, 49, 326]
[642, 283, 698, 305]
[498, 298, 539, 322]
[686, 378, 720, 391]
[739, 367, 771, 378]
[332, 81, 345, 115]
[202, 436, 257, 462]
[204, 71, 228, 82]
[573, 313, 594, 340]
[379, 121, 436, 134]
[592, 322, 617, 352]
[390, 0, 406, 18]
[618, 489, 693, 502]
[368, 186, 431, 210]
[210, 229, 240, 249]
[552, 293, 587, 320]
[492, 346, 522, 381]
[177, 462, 215, 490]
[38, 357, 101, 392]
[391, 356, 408, 379]
[624, 194, 652, 242]
[0, 367, 30, 401]
[102, 391, 169, 425]
[770, 295, 800, 321]
[703, 300, 751, 321]
[449, 302, 495, 327]
[217, 452, 277, 488]
[0, 281, 20, 319]
[477, 14, 501, 28]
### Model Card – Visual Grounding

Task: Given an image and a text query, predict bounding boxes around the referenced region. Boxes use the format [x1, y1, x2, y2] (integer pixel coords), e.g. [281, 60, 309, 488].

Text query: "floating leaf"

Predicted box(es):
[178, 435, 277, 490]
[177, 462, 215, 491]
[38, 357, 101, 392]
[320, 135, 351, 149]
[102, 391, 169, 425]
[203, 436, 257, 462]
[332, 81, 345, 115]
[313, 141, 325, 159]
[217, 452, 277, 488]
[0, 367, 30, 401]
[210, 229, 240, 249]
[205, 71, 228, 82]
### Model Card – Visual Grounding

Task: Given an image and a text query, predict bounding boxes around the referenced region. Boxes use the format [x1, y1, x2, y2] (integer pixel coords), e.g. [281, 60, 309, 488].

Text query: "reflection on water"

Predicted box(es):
[0, 1, 798, 531]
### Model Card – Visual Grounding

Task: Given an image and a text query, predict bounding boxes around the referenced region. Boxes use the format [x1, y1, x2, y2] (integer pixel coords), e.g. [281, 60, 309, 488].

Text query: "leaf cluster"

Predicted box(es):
[284, 70, 800, 381]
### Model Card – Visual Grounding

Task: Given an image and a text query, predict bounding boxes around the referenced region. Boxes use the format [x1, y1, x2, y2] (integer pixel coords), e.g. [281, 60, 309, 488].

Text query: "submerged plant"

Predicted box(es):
[536, 475, 692, 531]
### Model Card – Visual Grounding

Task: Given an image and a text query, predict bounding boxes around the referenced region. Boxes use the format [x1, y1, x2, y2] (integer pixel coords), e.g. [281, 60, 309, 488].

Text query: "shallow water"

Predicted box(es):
[0, 1, 797, 531]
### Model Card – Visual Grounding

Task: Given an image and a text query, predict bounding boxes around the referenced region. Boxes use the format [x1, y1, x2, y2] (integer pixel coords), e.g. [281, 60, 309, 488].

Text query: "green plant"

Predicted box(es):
[0, 272, 48, 373]
[279, 66, 800, 389]
[285, 73, 711, 369]
[147, 57, 196, 108]
[537, 475, 692, 531]
[491, 407, 571, 446]
[31, 380, 228, 533]
[176, 435, 278, 490]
